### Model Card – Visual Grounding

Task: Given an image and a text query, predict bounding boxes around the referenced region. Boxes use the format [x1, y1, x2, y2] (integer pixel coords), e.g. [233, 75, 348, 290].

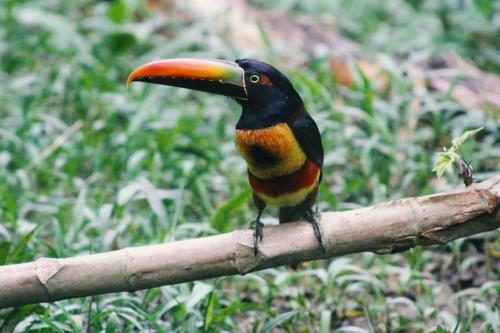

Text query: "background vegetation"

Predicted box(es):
[0, 0, 498, 331]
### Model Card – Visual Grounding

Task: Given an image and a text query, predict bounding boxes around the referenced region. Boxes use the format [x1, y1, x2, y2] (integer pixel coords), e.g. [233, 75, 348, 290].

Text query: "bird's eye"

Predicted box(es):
[249, 74, 260, 84]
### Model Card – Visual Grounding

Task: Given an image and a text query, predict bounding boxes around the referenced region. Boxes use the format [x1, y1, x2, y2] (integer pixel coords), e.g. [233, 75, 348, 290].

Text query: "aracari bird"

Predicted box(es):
[127, 58, 325, 254]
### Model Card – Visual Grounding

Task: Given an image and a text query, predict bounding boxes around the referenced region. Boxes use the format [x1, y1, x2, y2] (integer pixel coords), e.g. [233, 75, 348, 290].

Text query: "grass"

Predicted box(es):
[0, 0, 499, 331]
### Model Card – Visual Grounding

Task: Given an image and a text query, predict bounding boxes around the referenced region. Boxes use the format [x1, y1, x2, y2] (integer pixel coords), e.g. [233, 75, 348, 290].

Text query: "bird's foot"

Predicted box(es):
[249, 220, 264, 255]
[306, 208, 326, 254]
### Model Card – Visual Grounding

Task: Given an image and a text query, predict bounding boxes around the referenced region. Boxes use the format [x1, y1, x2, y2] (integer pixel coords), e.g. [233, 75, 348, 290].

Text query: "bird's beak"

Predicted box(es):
[127, 58, 247, 100]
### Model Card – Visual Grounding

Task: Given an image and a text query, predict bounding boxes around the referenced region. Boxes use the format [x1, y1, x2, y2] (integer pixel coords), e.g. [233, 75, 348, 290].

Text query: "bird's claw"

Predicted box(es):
[249, 220, 264, 255]
[306, 208, 326, 254]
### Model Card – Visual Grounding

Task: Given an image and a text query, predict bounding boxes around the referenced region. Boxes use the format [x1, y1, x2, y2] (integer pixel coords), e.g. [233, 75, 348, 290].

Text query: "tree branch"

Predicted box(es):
[1, 176, 499, 309]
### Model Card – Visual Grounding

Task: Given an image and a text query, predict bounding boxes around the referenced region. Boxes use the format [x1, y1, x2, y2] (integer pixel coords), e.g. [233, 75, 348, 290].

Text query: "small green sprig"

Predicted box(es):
[432, 127, 484, 183]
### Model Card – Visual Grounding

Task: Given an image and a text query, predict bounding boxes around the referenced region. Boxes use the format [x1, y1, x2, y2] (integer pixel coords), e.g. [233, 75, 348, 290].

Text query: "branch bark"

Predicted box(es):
[1, 176, 499, 309]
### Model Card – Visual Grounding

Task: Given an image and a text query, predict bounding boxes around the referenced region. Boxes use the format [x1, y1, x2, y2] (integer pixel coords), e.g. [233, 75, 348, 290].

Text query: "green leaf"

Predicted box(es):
[432, 152, 453, 178]
[107, 1, 128, 24]
[34, 314, 66, 333]
[0, 242, 10, 265]
[451, 127, 484, 148]
[105, 313, 120, 333]
[213, 301, 261, 322]
[187, 282, 213, 309]
[0, 305, 44, 333]
[434, 325, 446, 333]
[106, 32, 136, 53]
[473, 0, 494, 19]
[259, 310, 300, 333]
[354, 64, 374, 115]
[203, 291, 216, 332]
[320, 310, 332, 333]
[9, 225, 40, 263]
[211, 188, 251, 232]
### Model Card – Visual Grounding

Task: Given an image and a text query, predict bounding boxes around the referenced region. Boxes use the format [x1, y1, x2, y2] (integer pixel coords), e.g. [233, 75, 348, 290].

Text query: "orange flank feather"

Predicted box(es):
[248, 159, 320, 206]
[235, 123, 306, 179]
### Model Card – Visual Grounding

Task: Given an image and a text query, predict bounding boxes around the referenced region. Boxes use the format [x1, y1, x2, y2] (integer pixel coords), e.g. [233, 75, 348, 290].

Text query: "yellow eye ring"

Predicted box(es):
[249, 74, 260, 84]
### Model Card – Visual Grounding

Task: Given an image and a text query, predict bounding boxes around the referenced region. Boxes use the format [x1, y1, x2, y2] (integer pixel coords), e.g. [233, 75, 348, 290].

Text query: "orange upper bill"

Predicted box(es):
[127, 58, 247, 99]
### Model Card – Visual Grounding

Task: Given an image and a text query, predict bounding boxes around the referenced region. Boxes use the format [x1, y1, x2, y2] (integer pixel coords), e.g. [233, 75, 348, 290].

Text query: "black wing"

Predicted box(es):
[289, 112, 324, 169]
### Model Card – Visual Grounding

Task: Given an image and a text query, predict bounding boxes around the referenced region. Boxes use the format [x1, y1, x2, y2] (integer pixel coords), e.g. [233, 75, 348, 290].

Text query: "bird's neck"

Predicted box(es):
[236, 98, 305, 130]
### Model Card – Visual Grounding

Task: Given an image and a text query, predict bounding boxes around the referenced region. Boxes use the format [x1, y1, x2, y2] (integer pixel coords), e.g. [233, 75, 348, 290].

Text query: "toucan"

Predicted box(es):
[127, 58, 325, 254]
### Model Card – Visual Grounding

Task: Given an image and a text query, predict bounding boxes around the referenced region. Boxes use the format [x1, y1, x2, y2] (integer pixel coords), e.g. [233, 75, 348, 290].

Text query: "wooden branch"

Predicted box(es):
[1, 176, 499, 309]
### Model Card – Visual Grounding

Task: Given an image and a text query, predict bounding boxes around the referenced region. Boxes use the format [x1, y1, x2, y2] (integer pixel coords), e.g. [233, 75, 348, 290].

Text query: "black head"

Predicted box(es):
[235, 59, 304, 129]
[127, 58, 304, 130]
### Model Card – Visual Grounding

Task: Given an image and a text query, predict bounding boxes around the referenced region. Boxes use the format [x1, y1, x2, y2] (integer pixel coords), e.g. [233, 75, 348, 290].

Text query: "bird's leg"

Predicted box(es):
[249, 210, 264, 255]
[250, 194, 266, 255]
[305, 206, 326, 253]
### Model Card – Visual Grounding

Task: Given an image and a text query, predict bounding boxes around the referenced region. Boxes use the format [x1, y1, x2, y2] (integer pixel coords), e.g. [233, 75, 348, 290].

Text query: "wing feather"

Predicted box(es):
[289, 112, 323, 169]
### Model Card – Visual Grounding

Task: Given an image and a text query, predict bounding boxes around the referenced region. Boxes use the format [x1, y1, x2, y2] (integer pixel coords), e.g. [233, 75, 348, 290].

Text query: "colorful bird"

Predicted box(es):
[128, 58, 325, 254]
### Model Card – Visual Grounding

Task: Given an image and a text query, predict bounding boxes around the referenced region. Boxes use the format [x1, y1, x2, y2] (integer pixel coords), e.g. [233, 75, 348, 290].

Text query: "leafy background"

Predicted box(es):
[0, 0, 499, 332]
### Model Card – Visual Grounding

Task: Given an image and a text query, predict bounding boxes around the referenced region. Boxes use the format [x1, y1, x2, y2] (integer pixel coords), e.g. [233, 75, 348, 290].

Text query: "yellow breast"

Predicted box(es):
[235, 123, 306, 179]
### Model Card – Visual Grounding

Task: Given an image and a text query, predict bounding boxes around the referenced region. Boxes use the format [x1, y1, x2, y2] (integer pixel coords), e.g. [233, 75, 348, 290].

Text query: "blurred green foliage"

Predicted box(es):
[0, 0, 499, 332]
[252, 0, 500, 73]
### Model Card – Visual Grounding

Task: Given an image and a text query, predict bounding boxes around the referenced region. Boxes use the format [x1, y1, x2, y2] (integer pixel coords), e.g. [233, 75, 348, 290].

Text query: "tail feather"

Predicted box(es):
[279, 205, 306, 224]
